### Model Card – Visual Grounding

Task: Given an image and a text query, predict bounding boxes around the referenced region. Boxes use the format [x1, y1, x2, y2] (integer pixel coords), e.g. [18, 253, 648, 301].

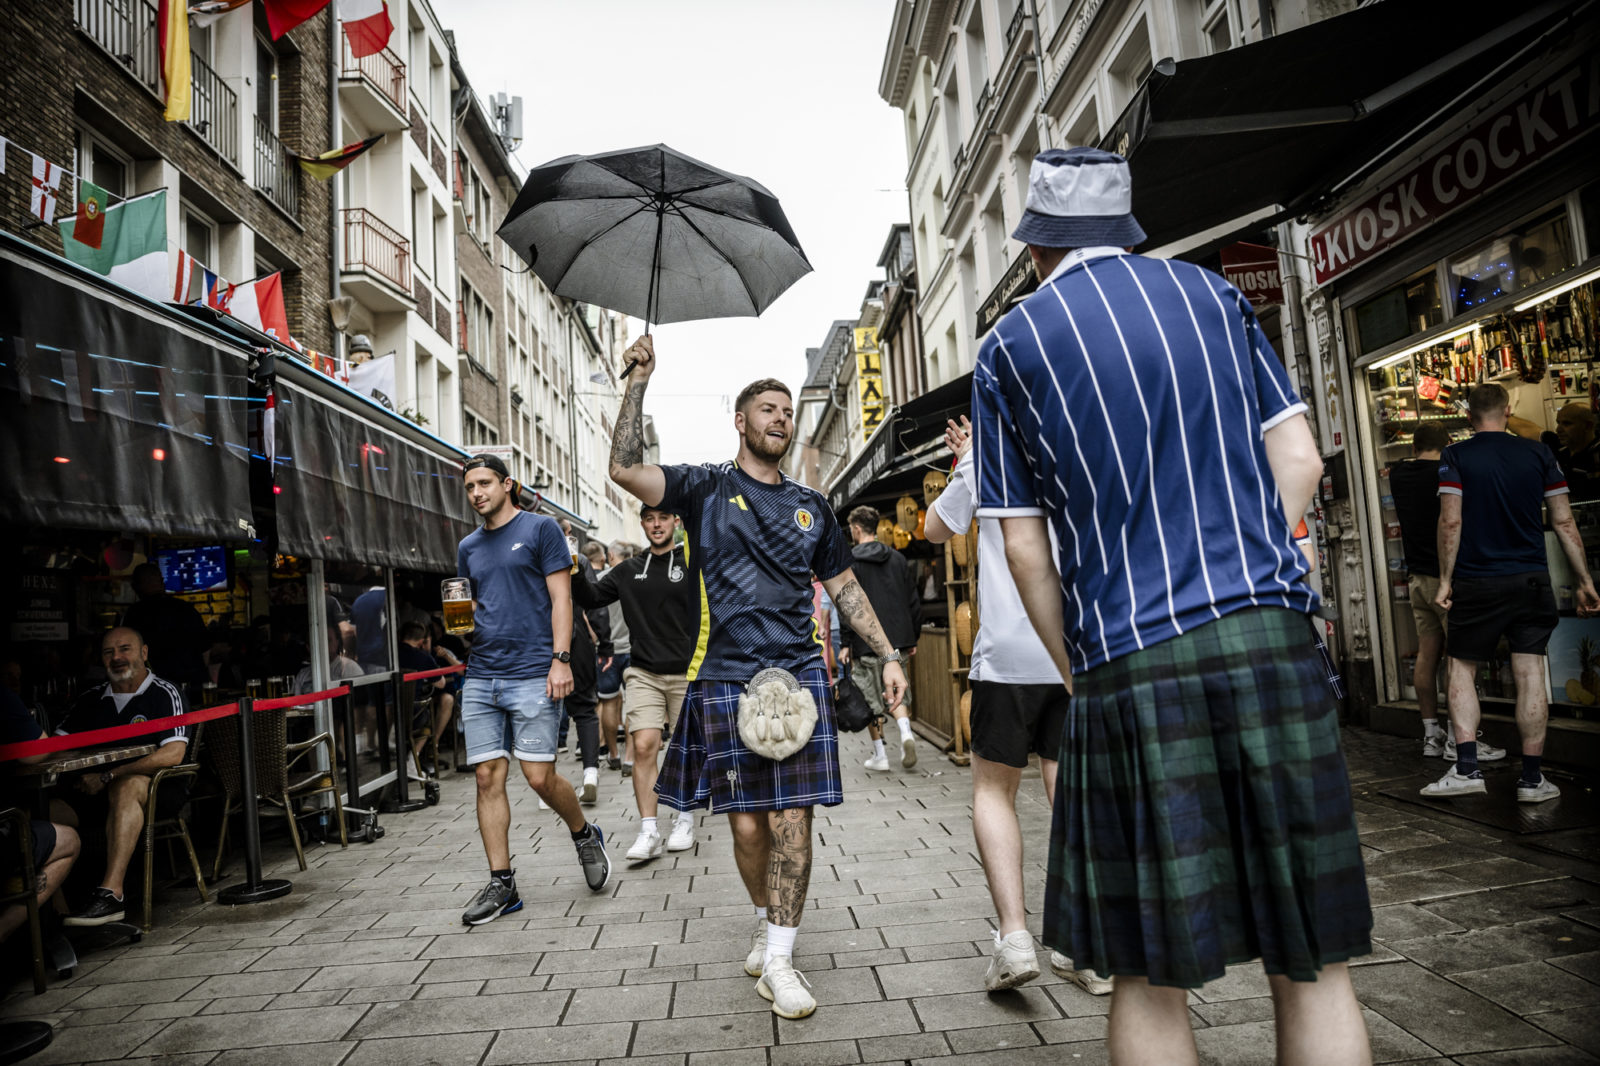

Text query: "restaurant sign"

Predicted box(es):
[854, 327, 886, 441]
[1220, 242, 1284, 307]
[1310, 56, 1598, 286]
[11, 572, 70, 642]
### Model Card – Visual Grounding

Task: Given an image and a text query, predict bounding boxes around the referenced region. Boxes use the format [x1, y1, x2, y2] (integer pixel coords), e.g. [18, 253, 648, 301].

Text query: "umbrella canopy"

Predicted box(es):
[497, 144, 812, 327]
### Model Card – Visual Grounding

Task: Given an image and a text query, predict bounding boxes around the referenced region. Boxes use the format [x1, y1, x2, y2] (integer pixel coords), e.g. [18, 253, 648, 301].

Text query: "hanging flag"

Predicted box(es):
[29, 154, 64, 223]
[260, 0, 331, 39]
[57, 189, 170, 301]
[345, 352, 397, 410]
[173, 248, 201, 302]
[188, 0, 250, 28]
[71, 180, 110, 249]
[294, 135, 383, 179]
[341, 0, 392, 57]
[157, 0, 192, 121]
[199, 266, 232, 309]
[208, 271, 292, 343]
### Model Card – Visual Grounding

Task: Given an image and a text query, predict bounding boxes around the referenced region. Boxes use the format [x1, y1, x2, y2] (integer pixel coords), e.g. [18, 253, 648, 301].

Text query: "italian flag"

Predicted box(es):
[341, 0, 392, 57]
[58, 189, 170, 302]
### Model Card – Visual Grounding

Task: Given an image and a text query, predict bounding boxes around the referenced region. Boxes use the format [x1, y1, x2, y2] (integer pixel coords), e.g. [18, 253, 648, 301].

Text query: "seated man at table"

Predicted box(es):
[0, 681, 81, 944]
[54, 627, 190, 928]
[398, 622, 451, 770]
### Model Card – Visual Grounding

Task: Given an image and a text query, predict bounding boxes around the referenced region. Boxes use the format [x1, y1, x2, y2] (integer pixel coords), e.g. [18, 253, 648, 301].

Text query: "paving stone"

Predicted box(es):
[537, 945, 655, 973]
[875, 957, 993, 999]
[300, 959, 428, 991]
[77, 949, 268, 984]
[245, 936, 427, 971]
[1422, 879, 1596, 930]
[770, 1039, 860, 1066]
[342, 1032, 494, 1066]
[1189, 997, 1276, 1027]
[1192, 962, 1272, 1003]
[1389, 917, 1600, 974]
[1033, 1015, 1109, 1044]
[419, 952, 543, 982]
[1043, 981, 1114, 1018]
[135, 1005, 369, 1054]
[1371, 903, 1467, 942]
[562, 982, 673, 1024]
[911, 1043, 1107, 1066]
[208, 1043, 355, 1066]
[687, 1050, 769, 1066]
[859, 1032, 951, 1061]
[945, 1022, 1043, 1052]
[419, 926, 598, 958]
[1353, 960, 1562, 1055]
[1454, 1048, 1600, 1064]
[1453, 960, 1600, 1014]
[66, 976, 205, 1008]
[1550, 951, 1600, 985]
[595, 918, 687, 948]
[545, 969, 627, 989]
[880, 919, 997, 948]
[902, 942, 979, 963]
[198, 994, 277, 1014]
[340, 984, 419, 1003]
[348, 990, 571, 1039]
[267, 989, 348, 1010]
[181, 969, 317, 1000]
[634, 1012, 776, 1054]
[1365, 870, 1482, 908]
[1535, 1009, 1600, 1056]
[910, 987, 1061, 1031]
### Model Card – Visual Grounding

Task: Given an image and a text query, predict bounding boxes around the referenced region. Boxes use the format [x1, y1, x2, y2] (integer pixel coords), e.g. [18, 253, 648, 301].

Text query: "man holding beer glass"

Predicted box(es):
[454, 454, 613, 927]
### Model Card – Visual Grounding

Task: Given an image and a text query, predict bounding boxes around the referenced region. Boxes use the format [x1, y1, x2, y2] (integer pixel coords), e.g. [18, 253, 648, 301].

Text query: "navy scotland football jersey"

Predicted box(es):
[659, 461, 853, 681]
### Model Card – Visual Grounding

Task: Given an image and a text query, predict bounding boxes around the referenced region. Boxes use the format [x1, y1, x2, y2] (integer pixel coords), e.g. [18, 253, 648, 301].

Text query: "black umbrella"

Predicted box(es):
[497, 144, 812, 375]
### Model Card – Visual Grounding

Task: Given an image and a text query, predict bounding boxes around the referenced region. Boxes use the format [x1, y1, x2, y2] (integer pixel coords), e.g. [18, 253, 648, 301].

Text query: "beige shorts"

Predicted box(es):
[850, 655, 911, 718]
[1408, 574, 1447, 638]
[623, 667, 687, 734]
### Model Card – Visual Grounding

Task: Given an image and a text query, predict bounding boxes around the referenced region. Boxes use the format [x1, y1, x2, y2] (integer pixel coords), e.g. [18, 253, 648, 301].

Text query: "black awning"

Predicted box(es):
[274, 363, 475, 573]
[0, 236, 255, 541]
[1104, 0, 1585, 251]
[828, 372, 972, 514]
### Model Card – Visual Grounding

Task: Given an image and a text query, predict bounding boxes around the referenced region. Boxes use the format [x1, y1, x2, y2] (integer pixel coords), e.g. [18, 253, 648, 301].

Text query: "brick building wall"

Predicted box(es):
[0, 0, 335, 353]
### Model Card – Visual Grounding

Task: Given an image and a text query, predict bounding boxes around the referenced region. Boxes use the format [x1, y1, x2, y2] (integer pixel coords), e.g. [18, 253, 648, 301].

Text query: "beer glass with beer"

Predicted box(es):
[441, 577, 475, 634]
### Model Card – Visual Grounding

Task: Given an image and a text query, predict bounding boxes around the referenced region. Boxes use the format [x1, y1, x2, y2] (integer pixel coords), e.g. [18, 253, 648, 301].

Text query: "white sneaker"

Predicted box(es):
[1422, 732, 1446, 758]
[744, 917, 767, 977]
[1049, 952, 1113, 995]
[1420, 768, 1487, 797]
[756, 954, 816, 1019]
[863, 753, 890, 771]
[538, 795, 550, 810]
[626, 829, 664, 862]
[985, 930, 1040, 991]
[1517, 775, 1561, 804]
[667, 818, 695, 852]
[581, 768, 599, 805]
[900, 734, 917, 769]
[1443, 733, 1507, 761]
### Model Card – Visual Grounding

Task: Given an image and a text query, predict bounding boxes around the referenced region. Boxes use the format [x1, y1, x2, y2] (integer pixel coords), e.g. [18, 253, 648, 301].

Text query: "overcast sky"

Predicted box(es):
[444, 0, 907, 464]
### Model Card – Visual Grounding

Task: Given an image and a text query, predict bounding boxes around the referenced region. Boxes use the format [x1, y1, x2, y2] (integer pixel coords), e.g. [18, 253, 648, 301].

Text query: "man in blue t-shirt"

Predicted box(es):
[1425, 383, 1599, 804]
[607, 336, 908, 1022]
[455, 454, 612, 927]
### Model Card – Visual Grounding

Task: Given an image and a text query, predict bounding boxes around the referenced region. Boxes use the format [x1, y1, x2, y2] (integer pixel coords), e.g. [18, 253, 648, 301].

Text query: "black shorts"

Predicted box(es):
[969, 680, 1068, 768]
[1446, 571, 1558, 662]
[0, 818, 56, 882]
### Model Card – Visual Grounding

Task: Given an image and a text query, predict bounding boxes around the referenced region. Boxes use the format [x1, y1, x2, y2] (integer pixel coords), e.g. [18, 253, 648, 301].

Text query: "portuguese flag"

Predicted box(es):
[58, 189, 169, 302]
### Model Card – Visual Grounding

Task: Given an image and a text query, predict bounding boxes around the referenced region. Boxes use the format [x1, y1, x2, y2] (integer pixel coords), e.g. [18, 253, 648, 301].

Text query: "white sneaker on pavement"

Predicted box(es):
[863, 753, 890, 772]
[1050, 951, 1112, 995]
[1517, 775, 1561, 804]
[1420, 768, 1487, 797]
[626, 828, 664, 863]
[1443, 733, 1506, 761]
[985, 930, 1041, 991]
[1422, 732, 1446, 758]
[756, 954, 817, 1019]
[744, 917, 767, 977]
[901, 735, 917, 769]
[667, 818, 695, 852]
[581, 767, 599, 805]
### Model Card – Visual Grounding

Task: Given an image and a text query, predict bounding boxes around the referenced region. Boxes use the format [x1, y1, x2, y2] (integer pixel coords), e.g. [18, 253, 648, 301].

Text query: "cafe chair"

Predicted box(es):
[0, 808, 48, 994]
[208, 706, 347, 879]
[402, 679, 442, 806]
[140, 724, 210, 932]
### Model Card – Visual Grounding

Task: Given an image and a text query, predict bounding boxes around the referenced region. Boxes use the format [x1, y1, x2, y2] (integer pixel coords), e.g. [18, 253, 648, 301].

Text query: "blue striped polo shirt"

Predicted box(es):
[973, 247, 1317, 674]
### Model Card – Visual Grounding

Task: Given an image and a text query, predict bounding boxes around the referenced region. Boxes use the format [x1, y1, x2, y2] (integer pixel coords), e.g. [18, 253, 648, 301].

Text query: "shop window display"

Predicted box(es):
[1353, 268, 1443, 355]
[1448, 207, 1577, 314]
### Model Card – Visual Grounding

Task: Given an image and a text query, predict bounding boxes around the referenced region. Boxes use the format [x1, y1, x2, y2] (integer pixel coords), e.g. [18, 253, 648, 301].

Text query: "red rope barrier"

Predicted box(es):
[0, 702, 241, 762]
[402, 664, 466, 683]
[253, 684, 352, 711]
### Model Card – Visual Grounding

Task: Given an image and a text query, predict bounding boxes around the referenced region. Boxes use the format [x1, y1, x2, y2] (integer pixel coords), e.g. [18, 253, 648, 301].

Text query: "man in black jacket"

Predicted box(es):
[843, 506, 921, 770]
[568, 546, 613, 806]
[573, 504, 700, 862]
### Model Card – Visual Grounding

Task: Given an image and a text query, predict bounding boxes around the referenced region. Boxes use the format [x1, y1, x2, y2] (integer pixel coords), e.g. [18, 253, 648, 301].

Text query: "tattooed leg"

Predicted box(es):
[728, 812, 769, 908]
[766, 807, 813, 928]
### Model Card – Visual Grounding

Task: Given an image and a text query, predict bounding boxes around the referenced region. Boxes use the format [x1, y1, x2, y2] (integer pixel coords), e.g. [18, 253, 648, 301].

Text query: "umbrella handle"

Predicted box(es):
[618, 320, 650, 380]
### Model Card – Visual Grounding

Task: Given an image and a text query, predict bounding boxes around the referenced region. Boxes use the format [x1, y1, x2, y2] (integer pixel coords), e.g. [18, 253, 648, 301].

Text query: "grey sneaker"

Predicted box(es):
[1517, 775, 1561, 804]
[745, 917, 767, 977]
[1050, 951, 1112, 995]
[64, 887, 125, 928]
[985, 929, 1040, 991]
[575, 824, 612, 891]
[1422, 732, 1446, 758]
[462, 877, 522, 925]
[756, 954, 816, 1019]
[901, 734, 917, 769]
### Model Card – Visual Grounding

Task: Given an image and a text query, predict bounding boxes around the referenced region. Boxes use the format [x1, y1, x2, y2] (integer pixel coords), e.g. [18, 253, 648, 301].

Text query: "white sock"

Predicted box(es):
[896, 717, 913, 740]
[583, 766, 599, 784]
[640, 817, 657, 835]
[676, 811, 694, 827]
[764, 922, 797, 967]
[755, 905, 767, 921]
[873, 738, 887, 759]
[1422, 718, 1440, 736]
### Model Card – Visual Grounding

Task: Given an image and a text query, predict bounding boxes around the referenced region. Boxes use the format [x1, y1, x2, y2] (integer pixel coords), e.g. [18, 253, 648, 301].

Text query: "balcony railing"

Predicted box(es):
[340, 27, 406, 114]
[254, 116, 298, 218]
[1005, 5, 1027, 48]
[342, 207, 411, 293]
[975, 80, 993, 119]
[75, 0, 239, 163]
[951, 142, 967, 179]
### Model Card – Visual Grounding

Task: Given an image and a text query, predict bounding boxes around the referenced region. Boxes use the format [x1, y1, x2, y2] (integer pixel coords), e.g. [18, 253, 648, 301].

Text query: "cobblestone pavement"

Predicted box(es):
[4, 726, 1599, 1065]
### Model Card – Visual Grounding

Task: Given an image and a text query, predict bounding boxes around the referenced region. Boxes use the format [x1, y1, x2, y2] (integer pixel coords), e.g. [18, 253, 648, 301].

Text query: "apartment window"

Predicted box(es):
[433, 205, 447, 283]
[181, 205, 217, 265]
[73, 128, 129, 199]
[1064, 98, 1100, 150]
[1107, 18, 1154, 116]
[1197, 0, 1239, 54]
[411, 188, 430, 279]
[256, 37, 278, 131]
[463, 410, 498, 448]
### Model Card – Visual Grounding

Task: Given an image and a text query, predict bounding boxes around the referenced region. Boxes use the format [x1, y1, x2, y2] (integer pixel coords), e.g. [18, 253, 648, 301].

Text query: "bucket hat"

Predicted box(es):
[1011, 147, 1146, 248]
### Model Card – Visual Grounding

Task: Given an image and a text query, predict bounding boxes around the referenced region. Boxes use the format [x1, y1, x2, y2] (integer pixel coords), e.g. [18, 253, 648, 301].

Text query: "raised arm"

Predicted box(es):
[609, 335, 667, 507]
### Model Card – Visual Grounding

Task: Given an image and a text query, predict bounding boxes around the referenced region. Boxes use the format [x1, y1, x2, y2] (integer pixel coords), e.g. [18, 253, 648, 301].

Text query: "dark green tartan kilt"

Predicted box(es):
[1044, 607, 1372, 989]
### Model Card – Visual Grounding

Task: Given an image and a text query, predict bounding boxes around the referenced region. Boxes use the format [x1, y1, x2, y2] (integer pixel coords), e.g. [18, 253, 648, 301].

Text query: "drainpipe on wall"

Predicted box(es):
[327, 13, 343, 363]
[1028, 0, 1053, 150]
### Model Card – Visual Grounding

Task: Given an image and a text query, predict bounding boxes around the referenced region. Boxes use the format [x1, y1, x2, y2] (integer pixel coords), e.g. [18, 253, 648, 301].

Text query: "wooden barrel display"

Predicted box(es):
[923, 469, 948, 507]
[951, 528, 969, 568]
[896, 495, 918, 531]
[954, 600, 974, 656]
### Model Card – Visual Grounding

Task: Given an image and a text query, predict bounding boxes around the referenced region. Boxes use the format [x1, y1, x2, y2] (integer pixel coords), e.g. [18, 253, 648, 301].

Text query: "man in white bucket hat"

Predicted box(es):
[979, 146, 1372, 1064]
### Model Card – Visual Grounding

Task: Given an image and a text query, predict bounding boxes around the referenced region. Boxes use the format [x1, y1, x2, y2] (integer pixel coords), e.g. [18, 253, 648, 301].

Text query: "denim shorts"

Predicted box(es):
[461, 675, 563, 764]
[597, 652, 630, 699]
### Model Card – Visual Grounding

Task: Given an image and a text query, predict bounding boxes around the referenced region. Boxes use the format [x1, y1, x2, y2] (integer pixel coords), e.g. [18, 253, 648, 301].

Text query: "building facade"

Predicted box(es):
[3, 0, 336, 352]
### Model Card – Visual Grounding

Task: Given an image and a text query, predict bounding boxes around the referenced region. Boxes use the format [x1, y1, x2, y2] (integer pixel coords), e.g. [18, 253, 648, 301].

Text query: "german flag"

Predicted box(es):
[295, 135, 383, 180]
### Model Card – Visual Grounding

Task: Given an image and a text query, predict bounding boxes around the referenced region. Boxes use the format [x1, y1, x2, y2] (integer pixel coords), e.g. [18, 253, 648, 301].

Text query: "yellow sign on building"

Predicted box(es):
[854, 328, 885, 439]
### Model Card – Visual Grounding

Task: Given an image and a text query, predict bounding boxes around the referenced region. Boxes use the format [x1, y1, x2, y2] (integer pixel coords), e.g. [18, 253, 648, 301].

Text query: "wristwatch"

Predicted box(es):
[552, 651, 572, 664]
[881, 650, 903, 664]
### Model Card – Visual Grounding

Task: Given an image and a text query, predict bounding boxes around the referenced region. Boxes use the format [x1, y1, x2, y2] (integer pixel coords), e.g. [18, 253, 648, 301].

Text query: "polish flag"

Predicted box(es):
[341, 0, 392, 58]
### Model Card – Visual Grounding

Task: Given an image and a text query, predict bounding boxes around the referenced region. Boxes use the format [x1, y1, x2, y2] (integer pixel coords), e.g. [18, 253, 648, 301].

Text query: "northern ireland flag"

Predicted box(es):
[29, 154, 64, 223]
[205, 270, 291, 343]
[341, 0, 392, 58]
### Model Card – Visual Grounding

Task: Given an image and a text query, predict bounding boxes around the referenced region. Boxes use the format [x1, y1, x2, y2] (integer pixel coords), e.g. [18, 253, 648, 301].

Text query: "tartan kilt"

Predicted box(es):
[654, 664, 844, 813]
[1045, 607, 1371, 989]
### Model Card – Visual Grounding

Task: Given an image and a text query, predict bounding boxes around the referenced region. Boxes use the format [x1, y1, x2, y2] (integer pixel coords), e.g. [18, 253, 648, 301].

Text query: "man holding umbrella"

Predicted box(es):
[608, 336, 908, 1020]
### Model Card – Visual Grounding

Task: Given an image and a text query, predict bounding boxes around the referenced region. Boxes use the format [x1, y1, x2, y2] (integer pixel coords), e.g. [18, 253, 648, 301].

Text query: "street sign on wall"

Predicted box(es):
[1220, 242, 1284, 307]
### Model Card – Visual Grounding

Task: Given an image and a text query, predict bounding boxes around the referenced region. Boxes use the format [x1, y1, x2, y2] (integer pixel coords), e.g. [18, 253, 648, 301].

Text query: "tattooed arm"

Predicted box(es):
[823, 568, 909, 710]
[607, 336, 667, 505]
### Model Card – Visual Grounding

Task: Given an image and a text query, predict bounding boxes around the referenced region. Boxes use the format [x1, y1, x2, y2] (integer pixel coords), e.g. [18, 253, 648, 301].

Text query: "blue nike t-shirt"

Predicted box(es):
[457, 509, 573, 680]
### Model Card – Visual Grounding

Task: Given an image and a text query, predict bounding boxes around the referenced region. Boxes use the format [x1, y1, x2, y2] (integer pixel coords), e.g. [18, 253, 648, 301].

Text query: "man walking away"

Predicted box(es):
[608, 339, 908, 1020]
[573, 503, 700, 862]
[1425, 384, 1599, 802]
[456, 454, 611, 927]
[842, 506, 921, 771]
[983, 147, 1372, 1065]
[927, 416, 1109, 996]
